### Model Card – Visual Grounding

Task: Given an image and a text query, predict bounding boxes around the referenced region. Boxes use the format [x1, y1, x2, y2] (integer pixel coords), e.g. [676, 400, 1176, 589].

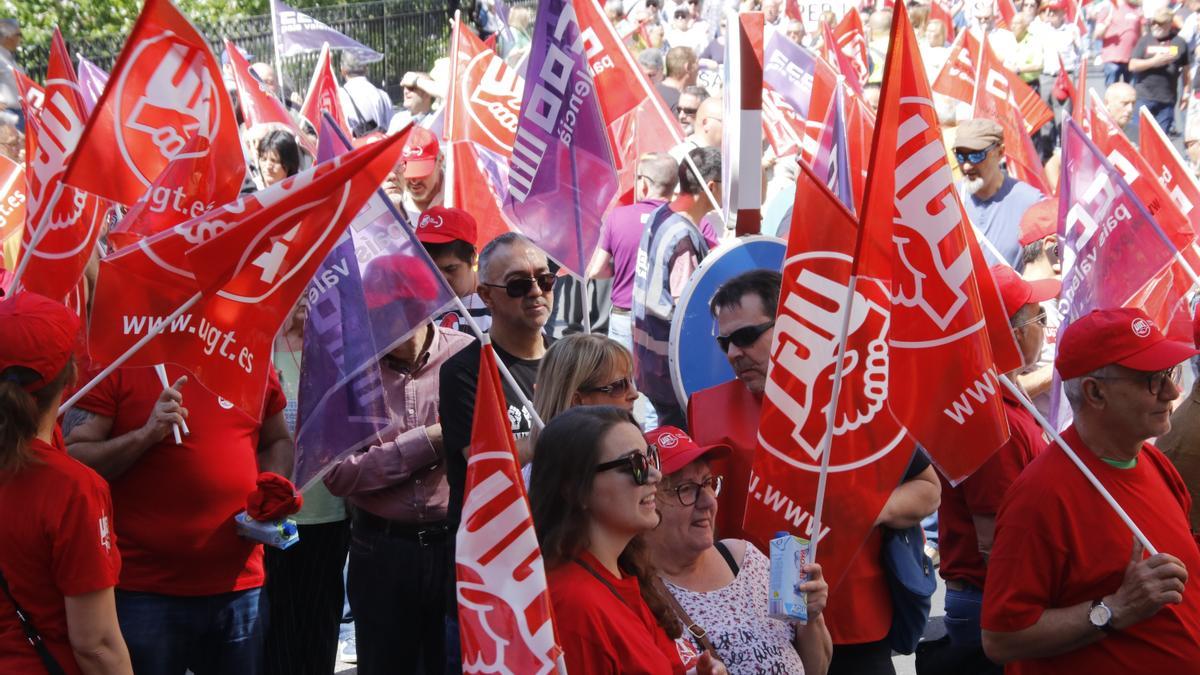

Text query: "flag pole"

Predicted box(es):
[805, 272, 859, 563]
[59, 292, 204, 415]
[999, 375, 1158, 554]
[682, 151, 726, 232]
[453, 295, 546, 431]
[269, 0, 290, 107]
[568, 146, 591, 335]
[8, 181, 67, 294]
[154, 364, 188, 443]
[445, 12, 460, 208]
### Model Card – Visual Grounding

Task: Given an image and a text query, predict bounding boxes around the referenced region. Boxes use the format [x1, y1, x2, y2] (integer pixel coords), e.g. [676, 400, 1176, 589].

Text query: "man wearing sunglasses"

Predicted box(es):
[982, 308, 1200, 673]
[935, 265, 1059, 670]
[632, 146, 720, 428]
[688, 268, 942, 674]
[955, 118, 1045, 272]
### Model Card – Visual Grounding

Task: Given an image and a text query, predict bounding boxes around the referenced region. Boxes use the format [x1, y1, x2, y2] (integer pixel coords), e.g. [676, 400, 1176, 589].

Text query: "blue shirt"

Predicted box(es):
[960, 175, 1044, 272]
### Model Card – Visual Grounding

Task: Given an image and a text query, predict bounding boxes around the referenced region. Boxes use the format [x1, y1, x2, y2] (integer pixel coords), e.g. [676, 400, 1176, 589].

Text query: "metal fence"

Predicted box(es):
[19, 0, 457, 100]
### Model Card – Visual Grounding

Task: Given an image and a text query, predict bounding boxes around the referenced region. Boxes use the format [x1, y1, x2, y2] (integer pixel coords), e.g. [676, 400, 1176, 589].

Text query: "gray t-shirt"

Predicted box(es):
[961, 175, 1045, 272]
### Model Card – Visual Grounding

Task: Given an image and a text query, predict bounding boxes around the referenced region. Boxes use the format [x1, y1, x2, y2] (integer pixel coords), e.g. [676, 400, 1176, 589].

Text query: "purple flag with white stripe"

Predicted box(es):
[271, 0, 383, 63]
[503, 0, 617, 275]
[810, 84, 853, 213]
[293, 116, 456, 489]
[76, 56, 109, 115]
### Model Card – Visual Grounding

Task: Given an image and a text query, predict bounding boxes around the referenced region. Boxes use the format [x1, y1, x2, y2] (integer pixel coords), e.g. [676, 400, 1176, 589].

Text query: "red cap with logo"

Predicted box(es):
[1018, 199, 1057, 246]
[402, 126, 439, 179]
[1056, 307, 1200, 380]
[0, 292, 81, 391]
[415, 206, 478, 245]
[989, 264, 1060, 319]
[360, 254, 445, 309]
[645, 426, 730, 475]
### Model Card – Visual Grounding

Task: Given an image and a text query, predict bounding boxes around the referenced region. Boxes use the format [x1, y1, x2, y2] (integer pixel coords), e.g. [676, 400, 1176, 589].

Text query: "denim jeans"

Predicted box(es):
[347, 520, 450, 675]
[944, 584, 985, 647]
[1138, 98, 1176, 136]
[1103, 61, 1131, 87]
[115, 588, 267, 675]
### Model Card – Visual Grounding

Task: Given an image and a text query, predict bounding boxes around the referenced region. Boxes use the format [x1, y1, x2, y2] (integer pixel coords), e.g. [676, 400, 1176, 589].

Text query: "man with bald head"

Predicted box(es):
[670, 95, 723, 162]
[588, 152, 680, 352]
[1105, 82, 1138, 127]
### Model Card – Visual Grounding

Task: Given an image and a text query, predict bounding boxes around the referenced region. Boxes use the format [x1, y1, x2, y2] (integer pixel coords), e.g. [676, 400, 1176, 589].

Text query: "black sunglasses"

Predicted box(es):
[954, 143, 997, 165]
[595, 446, 661, 485]
[678, 106, 698, 116]
[483, 272, 556, 298]
[716, 321, 774, 353]
[581, 377, 633, 396]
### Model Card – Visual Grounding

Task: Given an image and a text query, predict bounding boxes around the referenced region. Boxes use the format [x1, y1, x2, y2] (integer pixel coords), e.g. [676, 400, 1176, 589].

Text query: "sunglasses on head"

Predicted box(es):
[716, 321, 774, 353]
[595, 446, 661, 485]
[483, 272, 556, 298]
[954, 143, 997, 165]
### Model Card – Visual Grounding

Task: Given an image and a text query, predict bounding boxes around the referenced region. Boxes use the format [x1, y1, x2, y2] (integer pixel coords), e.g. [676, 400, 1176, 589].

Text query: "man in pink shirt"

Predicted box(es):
[1094, 0, 1145, 85]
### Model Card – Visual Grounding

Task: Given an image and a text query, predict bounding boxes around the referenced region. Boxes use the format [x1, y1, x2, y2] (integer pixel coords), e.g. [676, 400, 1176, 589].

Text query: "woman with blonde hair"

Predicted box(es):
[532, 332, 639, 433]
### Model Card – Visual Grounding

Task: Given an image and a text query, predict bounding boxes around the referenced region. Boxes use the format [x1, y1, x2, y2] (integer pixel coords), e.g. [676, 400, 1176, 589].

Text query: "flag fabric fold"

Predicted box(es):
[225, 38, 298, 135]
[76, 56, 110, 115]
[270, 0, 383, 63]
[300, 43, 350, 138]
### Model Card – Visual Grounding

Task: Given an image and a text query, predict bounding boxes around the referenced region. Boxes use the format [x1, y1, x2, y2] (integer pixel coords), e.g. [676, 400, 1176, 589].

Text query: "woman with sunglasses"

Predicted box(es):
[529, 407, 728, 674]
[532, 334, 639, 440]
[644, 426, 832, 675]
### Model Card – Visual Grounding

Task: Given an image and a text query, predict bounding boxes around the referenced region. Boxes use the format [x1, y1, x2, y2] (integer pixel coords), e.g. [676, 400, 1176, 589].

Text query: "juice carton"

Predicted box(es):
[767, 531, 810, 624]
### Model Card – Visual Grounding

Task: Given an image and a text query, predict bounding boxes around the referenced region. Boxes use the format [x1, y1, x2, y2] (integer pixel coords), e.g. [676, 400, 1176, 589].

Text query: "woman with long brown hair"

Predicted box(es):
[528, 406, 727, 674]
[0, 293, 131, 675]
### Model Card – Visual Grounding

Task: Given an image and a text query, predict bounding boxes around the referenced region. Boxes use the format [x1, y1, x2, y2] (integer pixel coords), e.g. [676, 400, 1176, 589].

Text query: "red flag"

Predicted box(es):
[785, 0, 804, 22]
[106, 134, 223, 250]
[16, 28, 107, 302]
[225, 39, 297, 134]
[14, 71, 43, 112]
[845, 89, 875, 214]
[859, 2, 1023, 483]
[300, 44, 350, 138]
[61, 0, 245, 207]
[1141, 107, 1200, 235]
[0, 154, 25, 271]
[444, 20, 520, 247]
[746, 161, 916, 592]
[87, 133, 406, 416]
[1073, 51, 1088, 125]
[930, 0, 956, 42]
[933, 30, 1052, 134]
[1054, 55, 1077, 115]
[995, 0, 1018, 27]
[456, 342, 564, 673]
[832, 9, 871, 89]
[823, 20, 864, 96]
[972, 34, 1051, 194]
[575, 0, 685, 204]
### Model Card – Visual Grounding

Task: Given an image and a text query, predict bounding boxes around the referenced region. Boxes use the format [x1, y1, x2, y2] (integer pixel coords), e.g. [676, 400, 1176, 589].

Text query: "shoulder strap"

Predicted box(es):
[652, 576, 717, 656]
[0, 568, 67, 675]
[714, 541, 739, 575]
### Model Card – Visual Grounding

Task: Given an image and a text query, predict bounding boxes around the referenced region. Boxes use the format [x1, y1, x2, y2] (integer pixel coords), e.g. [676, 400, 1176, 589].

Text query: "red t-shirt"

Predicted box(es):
[688, 379, 762, 541]
[548, 551, 691, 674]
[939, 391, 1046, 589]
[75, 364, 286, 596]
[0, 438, 120, 675]
[982, 426, 1200, 673]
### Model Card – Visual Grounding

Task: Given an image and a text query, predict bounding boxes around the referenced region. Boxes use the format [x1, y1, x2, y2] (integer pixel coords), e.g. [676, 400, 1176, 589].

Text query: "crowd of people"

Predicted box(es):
[5, 0, 1200, 673]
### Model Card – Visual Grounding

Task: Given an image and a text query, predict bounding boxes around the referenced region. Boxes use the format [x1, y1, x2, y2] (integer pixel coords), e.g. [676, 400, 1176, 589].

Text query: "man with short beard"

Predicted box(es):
[389, 126, 444, 224]
[955, 118, 1045, 271]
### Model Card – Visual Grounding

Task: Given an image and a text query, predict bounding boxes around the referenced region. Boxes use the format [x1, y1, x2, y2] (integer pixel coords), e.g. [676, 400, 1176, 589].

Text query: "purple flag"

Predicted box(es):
[763, 32, 818, 120]
[293, 116, 456, 489]
[810, 83, 853, 213]
[503, 0, 618, 276]
[1049, 118, 1182, 426]
[271, 0, 383, 63]
[76, 56, 109, 115]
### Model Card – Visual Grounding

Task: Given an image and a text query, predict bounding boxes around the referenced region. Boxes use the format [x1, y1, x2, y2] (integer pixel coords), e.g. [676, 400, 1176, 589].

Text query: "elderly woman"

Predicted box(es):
[643, 426, 832, 675]
[530, 407, 728, 674]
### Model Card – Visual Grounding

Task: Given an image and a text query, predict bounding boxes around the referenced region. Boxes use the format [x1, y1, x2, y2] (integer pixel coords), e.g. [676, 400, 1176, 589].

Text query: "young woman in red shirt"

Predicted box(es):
[0, 292, 131, 675]
[529, 405, 727, 674]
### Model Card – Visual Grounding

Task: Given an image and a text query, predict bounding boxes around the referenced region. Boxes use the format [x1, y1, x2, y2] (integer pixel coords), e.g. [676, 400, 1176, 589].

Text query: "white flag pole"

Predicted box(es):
[59, 292, 203, 415]
[154, 364, 188, 443]
[8, 182, 67, 294]
[269, 0, 290, 107]
[1000, 375, 1158, 555]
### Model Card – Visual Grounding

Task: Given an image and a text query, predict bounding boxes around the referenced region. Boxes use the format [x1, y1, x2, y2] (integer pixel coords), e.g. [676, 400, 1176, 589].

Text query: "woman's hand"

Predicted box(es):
[800, 562, 829, 619]
[695, 650, 729, 675]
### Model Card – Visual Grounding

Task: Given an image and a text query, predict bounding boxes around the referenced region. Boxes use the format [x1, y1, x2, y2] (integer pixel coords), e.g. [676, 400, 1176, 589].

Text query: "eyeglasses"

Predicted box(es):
[1014, 310, 1048, 330]
[595, 446, 661, 485]
[482, 272, 556, 298]
[1090, 364, 1184, 397]
[716, 321, 775, 353]
[581, 377, 633, 396]
[954, 144, 997, 165]
[678, 107, 698, 117]
[666, 475, 723, 506]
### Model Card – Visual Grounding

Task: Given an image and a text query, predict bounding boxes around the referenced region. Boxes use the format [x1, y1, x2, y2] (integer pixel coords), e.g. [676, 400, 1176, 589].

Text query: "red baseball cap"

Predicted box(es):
[360, 254, 445, 310]
[1018, 199, 1057, 246]
[415, 206, 478, 245]
[401, 126, 439, 179]
[645, 426, 730, 475]
[0, 292, 81, 391]
[989, 264, 1060, 319]
[1056, 307, 1199, 380]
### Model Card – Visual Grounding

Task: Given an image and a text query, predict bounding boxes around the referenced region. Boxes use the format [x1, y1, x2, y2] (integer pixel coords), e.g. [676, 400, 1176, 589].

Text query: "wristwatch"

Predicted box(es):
[1089, 599, 1115, 633]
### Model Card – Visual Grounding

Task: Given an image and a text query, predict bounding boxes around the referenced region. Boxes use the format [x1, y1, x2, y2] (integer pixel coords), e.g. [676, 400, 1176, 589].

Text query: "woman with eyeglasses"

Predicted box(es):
[529, 407, 728, 674]
[532, 334, 639, 442]
[643, 426, 832, 675]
